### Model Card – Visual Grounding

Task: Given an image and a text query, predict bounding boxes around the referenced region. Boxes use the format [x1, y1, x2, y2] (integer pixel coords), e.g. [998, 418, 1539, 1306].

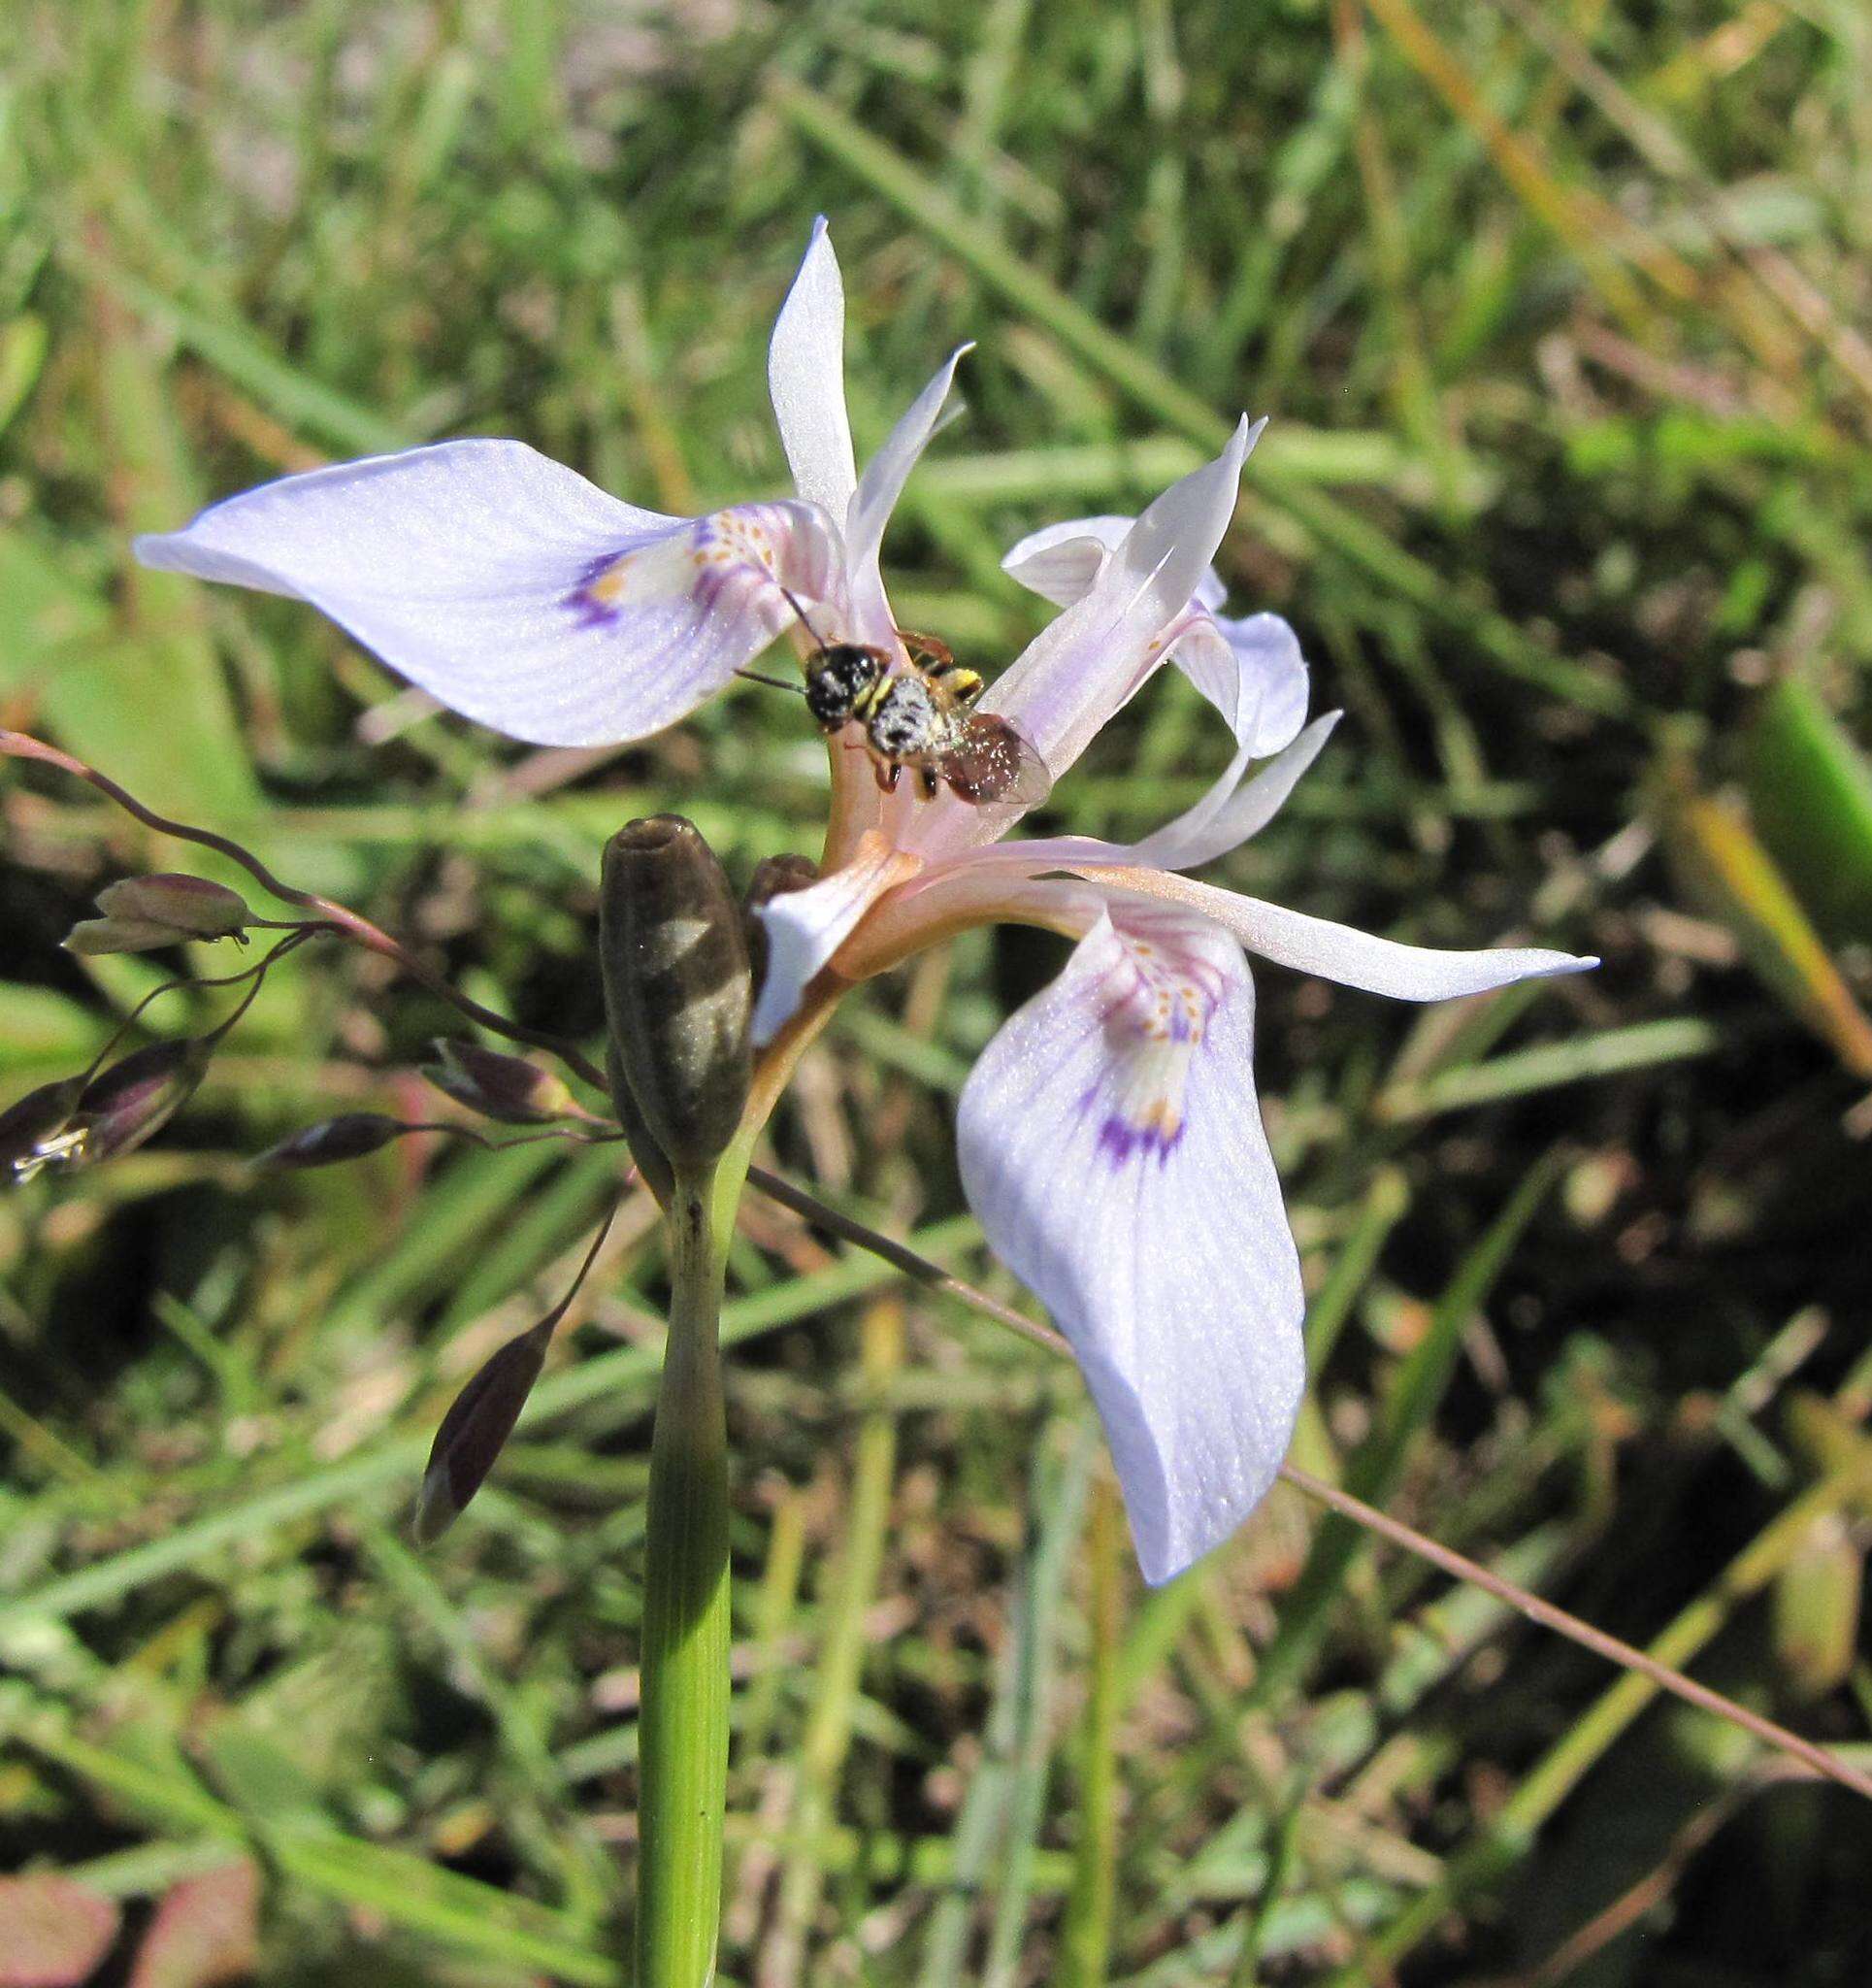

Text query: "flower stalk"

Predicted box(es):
[636, 1154, 736, 1988]
[596, 812, 764, 1982]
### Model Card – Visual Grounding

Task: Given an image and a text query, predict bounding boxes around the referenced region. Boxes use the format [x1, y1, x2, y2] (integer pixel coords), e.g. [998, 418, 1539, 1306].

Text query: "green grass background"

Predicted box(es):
[4, 0, 1872, 1982]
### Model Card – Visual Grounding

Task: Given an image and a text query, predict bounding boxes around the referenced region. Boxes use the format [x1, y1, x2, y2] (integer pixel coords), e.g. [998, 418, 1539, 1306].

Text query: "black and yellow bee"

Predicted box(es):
[796, 624, 1053, 808]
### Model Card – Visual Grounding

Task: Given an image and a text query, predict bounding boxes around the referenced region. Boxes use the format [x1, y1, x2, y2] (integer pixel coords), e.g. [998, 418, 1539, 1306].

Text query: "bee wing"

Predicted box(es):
[895, 627, 955, 672]
[941, 713, 1054, 808]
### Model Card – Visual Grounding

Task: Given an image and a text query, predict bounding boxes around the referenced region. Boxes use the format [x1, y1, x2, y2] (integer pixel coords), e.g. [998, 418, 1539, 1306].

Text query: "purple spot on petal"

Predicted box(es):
[1095, 1112, 1185, 1168]
[565, 548, 632, 628]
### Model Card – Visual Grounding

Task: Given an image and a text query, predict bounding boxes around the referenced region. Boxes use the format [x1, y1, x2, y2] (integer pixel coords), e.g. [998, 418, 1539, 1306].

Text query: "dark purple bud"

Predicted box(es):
[414, 1322, 551, 1544]
[424, 1041, 579, 1125]
[76, 1039, 213, 1163]
[1, 1076, 86, 1181]
[258, 1113, 411, 1170]
[97, 873, 250, 939]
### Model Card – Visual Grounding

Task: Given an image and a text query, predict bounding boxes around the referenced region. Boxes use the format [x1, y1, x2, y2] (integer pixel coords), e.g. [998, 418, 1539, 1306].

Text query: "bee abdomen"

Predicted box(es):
[868, 676, 941, 758]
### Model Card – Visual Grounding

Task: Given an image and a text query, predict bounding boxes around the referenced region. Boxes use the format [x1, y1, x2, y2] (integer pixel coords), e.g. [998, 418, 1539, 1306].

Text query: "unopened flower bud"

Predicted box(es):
[605, 1033, 675, 1206]
[414, 1321, 551, 1545]
[742, 853, 819, 992]
[76, 1039, 213, 1163]
[424, 1041, 579, 1125]
[63, 915, 189, 955]
[1, 1077, 86, 1181]
[599, 816, 752, 1178]
[96, 874, 249, 940]
[260, 1113, 409, 1170]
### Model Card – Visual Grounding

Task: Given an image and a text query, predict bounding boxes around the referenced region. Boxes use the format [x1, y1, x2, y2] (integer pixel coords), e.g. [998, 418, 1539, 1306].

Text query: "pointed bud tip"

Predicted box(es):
[1, 1077, 88, 1177]
[63, 916, 181, 955]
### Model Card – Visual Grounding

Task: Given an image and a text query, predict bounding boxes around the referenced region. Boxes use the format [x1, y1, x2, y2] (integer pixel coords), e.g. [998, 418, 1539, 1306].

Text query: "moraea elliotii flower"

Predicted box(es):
[748, 418, 1596, 1583]
[135, 220, 1596, 1585]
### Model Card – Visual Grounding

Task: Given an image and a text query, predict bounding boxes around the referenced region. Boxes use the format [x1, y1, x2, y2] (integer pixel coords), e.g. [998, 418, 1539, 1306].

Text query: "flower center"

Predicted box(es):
[1082, 911, 1232, 1166]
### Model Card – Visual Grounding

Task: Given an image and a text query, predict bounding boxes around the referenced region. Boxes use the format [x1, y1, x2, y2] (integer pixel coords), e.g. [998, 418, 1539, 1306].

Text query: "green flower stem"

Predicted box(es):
[636, 1156, 739, 1988]
[632, 997, 837, 1983]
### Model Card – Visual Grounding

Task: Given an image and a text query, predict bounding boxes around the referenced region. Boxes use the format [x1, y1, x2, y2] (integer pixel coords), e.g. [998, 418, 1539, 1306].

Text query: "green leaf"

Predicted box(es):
[1746, 673, 1872, 945]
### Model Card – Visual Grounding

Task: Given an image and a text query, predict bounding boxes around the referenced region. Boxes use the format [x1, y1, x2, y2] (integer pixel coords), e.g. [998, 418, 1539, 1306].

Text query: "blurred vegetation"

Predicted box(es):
[3, 0, 1872, 1982]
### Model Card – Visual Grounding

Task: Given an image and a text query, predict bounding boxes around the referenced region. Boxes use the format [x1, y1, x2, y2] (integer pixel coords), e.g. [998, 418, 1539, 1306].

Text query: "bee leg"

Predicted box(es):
[874, 759, 901, 794]
[918, 766, 940, 801]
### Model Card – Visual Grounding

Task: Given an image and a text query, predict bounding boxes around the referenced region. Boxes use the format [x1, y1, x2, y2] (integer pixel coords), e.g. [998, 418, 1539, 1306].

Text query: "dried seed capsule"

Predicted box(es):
[413, 1321, 552, 1545]
[260, 1113, 409, 1170]
[95, 874, 250, 939]
[599, 816, 752, 1177]
[425, 1041, 579, 1125]
[76, 1039, 213, 1163]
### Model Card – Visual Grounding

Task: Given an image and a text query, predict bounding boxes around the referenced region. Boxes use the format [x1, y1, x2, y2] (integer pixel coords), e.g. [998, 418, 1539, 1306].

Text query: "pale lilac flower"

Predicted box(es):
[135, 221, 1596, 1585]
[749, 419, 1595, 1583]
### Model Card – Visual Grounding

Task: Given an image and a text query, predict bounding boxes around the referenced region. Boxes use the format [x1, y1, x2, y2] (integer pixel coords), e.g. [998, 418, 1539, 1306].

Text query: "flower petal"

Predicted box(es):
[1000, 514, 1133, 607]
[136, 442, 839, 747]
[843, 346, 970, 646]
[991, 419, 1258, 768]
[1167, 612, 1310, 757]
[1130, 712, 1340, 873]
[1074, 870, 1599, 999]
[750, 831, 923, 1044]
[907, 420, 1261, 862]
[957, 901, 1303, 1584]
[1001, 505, 1300, 791]
[1002, 513, 1232, 616]
[768, 216, 858, 523]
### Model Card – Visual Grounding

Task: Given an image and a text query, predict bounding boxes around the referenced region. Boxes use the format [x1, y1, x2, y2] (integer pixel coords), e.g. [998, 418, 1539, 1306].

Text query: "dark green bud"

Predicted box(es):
[606, 1032, 675, 1206]
[96, 874, 249, 939]
[599, 816, 752, 1177]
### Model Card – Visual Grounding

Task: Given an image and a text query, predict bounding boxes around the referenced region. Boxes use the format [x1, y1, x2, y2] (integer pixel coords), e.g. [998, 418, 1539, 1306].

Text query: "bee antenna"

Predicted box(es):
[776, 584, 832, 651]
[736, 668, 806, 698]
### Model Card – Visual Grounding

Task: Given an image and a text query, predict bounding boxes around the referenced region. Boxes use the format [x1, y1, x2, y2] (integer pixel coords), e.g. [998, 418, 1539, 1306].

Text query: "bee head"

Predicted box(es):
[805, 644, 886, 728]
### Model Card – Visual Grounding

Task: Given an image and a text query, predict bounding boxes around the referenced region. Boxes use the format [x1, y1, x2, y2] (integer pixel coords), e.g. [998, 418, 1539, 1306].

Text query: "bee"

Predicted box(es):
[779, 605, 1052, 808]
